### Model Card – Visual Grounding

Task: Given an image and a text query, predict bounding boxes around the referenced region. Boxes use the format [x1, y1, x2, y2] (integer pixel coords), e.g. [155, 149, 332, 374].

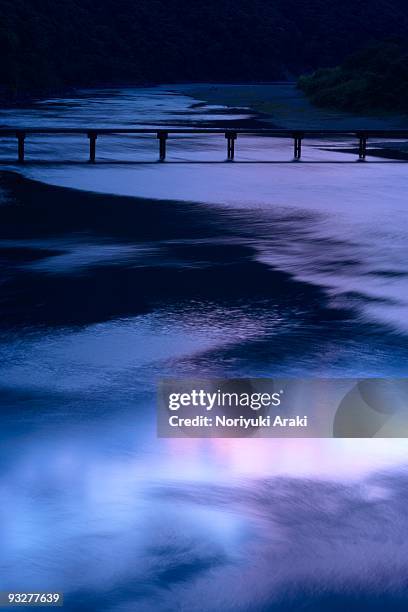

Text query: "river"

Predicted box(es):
[0, 83, 408, 611]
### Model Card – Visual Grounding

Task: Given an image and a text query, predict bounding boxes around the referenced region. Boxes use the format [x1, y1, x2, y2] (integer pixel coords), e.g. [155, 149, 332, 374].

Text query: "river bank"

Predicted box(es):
[178, 82, 408, 159]
[179, 82, 408, 129]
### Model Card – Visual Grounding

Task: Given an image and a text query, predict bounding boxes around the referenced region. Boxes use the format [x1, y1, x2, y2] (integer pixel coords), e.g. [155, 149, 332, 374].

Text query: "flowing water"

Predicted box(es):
[1, 84, 408, 610]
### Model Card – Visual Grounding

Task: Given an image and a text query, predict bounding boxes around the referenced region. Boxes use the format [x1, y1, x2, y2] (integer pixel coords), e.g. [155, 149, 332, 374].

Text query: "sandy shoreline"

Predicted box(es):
[178, 82, 408, 129]
[177, 83, 408, 160]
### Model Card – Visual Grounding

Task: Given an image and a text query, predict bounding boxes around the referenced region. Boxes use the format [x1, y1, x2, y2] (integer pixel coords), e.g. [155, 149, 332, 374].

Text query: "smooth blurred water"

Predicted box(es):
[1, 85, 408, 332]
[1, 84, 408, 610]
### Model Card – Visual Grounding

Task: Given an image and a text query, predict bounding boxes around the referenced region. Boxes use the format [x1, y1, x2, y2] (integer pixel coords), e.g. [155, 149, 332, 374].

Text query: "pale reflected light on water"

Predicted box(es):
[1, 84, 408, 610]
[2, 406, 408, 610]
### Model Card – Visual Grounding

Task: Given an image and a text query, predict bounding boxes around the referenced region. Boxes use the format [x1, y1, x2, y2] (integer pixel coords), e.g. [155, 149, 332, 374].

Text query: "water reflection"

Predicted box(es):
[2, 411, 408, 610]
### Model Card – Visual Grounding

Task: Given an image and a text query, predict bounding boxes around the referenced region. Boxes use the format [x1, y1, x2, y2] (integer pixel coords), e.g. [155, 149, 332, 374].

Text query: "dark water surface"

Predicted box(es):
[1, 85, 408, 611]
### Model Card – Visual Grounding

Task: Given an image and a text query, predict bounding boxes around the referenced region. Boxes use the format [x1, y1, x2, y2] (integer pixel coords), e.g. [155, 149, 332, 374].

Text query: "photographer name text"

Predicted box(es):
[168, 414, 308, 429]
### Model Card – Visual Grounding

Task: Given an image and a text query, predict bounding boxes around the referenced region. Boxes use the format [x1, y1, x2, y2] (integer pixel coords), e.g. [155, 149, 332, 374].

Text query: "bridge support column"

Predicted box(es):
[358, 135, 367, 161]
[157, 131, 168, 161]
[225, 131, 237, 160]
[16, 131, 26, 163]
[88, 132, 97, 163]
[293, 134, 303, 160]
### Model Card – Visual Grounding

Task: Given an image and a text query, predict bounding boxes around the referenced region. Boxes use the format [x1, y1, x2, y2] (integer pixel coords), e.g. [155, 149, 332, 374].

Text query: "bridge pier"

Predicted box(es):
[1, 127, 406, 164]
[293, 133, 303, 160]
[87, 131, 97, 163]
[157, 131, 168, 161]
[358, 135, 367, 161]
[225, 131, 237, 160]
[16, 131, 26, 163]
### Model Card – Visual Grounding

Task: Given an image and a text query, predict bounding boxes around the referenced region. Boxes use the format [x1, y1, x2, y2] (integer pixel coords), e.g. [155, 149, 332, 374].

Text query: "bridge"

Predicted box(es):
[1, 127, 408, 163]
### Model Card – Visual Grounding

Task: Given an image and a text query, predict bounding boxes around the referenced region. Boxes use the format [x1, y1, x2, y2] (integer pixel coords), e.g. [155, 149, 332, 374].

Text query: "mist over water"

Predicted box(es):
[1, 84, 408, 610]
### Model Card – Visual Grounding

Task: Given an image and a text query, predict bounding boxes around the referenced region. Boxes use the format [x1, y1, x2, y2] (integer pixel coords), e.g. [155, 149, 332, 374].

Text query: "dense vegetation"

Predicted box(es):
[298, 41, 408, 114]
[1, 0, 408, 100]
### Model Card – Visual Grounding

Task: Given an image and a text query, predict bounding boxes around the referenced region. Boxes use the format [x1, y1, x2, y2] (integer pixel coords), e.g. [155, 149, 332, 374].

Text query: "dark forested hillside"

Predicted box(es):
[1, 0, 408, 99]
[298, 41, 408, 114]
